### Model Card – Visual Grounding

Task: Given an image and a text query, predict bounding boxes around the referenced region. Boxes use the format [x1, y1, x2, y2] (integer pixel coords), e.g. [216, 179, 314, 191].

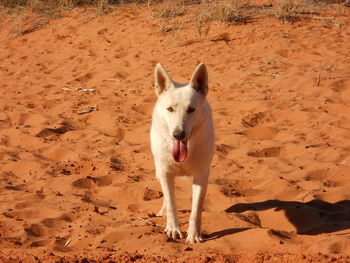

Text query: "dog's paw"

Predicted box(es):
[164, 225, 183, 239]
[186, 230, 203, 244]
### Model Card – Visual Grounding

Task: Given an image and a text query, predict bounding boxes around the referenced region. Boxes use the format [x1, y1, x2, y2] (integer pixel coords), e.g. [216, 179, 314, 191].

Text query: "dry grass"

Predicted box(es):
[191, 0, 248, 41]
[159, 19, 184, 34]
[0, 0, 146, 9]
[193, 8, 211, 41]
[192, 0, 249, 24]
[211, 0, 248, 23]
[11, 7, 25, 36]
[151, 0, 186, 18]
[1, 0, 89, 8]
[1, 0, 346, 40]
[150, 0, 191, 45]
[0, 0, 124, 16]
[273, 0, 300, 21]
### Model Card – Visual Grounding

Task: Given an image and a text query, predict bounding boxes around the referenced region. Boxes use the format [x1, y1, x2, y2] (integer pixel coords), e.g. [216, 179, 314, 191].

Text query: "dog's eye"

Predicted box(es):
[187, 107, 195, 113]
[167, 107, 174, 112]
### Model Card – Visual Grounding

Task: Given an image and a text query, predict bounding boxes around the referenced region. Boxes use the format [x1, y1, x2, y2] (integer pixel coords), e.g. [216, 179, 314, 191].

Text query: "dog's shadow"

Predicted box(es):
[211, 199, 350, 237]
[204, 199, 350, 240]
[204, 227, 250, 240]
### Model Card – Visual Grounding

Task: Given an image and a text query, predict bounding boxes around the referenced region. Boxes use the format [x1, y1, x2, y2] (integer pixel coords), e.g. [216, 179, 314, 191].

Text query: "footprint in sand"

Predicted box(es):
[24, 223, 50, 238]
[4, 209, 44, 220]
[131, 97, 156, 116]
[216, 144, 234, 157]
[216, 178, 263, 198]
[236, 212, 262, 227]
[36, 121, 76, 137]
[247, 147, 281, 157]
[305, 169, 339, 188]
[25, 212, 78, 249]
[15, 199, 40, 209]
[330, 79, 349, 92]
[41, 212, 76, 229]
[242, 126, 278, 140]
[85, 111, 124, 139]
[72, 175, 113, 189]
[241, 111, 274, 128]
[305, 169, 327, 181]
[275, 49, 289, 58]
[215, 178, 242, 197]
[7, 112, 33, 127]
[239, 111, 277, 140]
[143, 187, 163, 201]
[221, 185, 242, 197]
[30, 239, 53, 248]
[67, 71, 96, 86]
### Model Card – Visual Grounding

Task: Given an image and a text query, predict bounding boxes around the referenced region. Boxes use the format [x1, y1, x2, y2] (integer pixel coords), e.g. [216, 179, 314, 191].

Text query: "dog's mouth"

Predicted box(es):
[172, 140, 188, 162]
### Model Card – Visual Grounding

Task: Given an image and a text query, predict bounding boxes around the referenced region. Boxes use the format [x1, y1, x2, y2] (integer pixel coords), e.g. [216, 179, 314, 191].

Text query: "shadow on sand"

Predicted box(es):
[223, 199, 350, 235]
[204, 227, 251, 241]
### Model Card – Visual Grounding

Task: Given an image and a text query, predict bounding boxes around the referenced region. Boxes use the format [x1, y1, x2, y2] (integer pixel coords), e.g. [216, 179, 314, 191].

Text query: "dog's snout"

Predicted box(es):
[173, 130, 186, 140]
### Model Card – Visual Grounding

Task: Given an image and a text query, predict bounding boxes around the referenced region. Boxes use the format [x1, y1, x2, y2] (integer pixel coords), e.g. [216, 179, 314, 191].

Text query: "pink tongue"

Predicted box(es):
[172, 140, 188, 162]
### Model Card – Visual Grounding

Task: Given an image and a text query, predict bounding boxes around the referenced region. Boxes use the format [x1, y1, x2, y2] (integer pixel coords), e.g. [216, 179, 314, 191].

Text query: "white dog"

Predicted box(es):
[150, 63, 215, 243]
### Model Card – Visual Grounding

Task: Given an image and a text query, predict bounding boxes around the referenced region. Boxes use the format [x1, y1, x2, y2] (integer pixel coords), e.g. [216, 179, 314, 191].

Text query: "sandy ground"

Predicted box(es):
[1, 3, 350, 262]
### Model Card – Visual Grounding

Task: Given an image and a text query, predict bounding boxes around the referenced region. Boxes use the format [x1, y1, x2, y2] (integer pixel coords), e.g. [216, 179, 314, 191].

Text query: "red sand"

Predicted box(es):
[1, 4, 350, 262]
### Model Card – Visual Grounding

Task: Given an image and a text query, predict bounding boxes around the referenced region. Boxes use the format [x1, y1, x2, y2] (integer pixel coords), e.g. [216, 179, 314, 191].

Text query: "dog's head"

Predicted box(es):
[154, 63, 208, 161]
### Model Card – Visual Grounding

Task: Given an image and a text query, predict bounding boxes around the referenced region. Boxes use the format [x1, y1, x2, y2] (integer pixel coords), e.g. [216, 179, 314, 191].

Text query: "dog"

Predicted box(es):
[150, 63, 215, 243]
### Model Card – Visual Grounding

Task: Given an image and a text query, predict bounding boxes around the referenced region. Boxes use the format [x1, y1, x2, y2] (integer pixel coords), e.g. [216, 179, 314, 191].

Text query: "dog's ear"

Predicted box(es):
[189, 63, 208, 97]
[154, 63, 172, 96]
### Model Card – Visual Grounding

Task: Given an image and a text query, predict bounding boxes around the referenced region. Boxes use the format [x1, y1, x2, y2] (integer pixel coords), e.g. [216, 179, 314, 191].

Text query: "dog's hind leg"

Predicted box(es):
[155, 172, 166, 217]
[186, 171, 209, 243]
[157, 198, 166, 217]
[157, 168, 183, 239]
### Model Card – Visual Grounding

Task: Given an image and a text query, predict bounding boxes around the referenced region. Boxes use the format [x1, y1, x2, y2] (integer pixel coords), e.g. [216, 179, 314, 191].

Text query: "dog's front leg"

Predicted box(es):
[158, 169, 183, 239]
[186, 172, 209, 243]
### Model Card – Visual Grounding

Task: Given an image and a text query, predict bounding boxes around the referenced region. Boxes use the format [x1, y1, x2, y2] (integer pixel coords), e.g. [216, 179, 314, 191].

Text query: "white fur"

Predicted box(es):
[150, 63, 215, 243]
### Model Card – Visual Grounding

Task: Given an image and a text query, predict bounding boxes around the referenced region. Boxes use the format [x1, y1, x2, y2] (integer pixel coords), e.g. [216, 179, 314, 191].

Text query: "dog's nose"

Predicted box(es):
[173, 130, 186, 140]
